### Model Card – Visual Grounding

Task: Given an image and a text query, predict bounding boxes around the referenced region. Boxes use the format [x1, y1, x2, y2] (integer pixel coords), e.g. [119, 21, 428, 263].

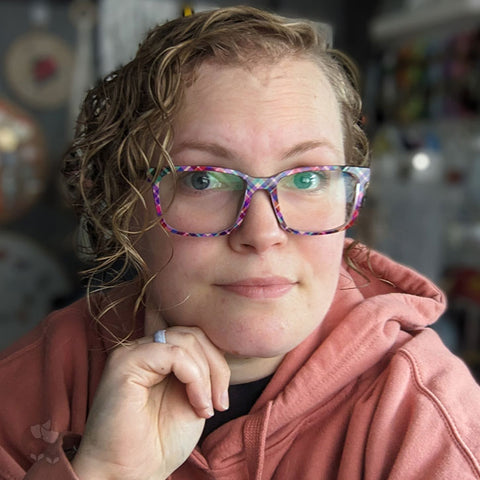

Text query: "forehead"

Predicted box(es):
[171, 57, 344, 163]
[180, 56, 336, 103]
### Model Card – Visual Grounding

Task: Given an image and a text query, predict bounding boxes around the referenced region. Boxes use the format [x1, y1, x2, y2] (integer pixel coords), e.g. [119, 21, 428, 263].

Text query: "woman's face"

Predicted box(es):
[140, 57, 346, 380]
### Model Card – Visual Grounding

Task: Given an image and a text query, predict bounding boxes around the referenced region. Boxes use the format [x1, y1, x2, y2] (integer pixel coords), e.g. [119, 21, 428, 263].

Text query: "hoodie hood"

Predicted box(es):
[265, 239, 446, 419]
[193, 240, 447, 478]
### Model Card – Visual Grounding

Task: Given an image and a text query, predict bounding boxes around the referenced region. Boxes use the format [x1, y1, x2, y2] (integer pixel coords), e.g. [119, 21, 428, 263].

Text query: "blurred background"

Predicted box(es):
[0, 0, 479, 377]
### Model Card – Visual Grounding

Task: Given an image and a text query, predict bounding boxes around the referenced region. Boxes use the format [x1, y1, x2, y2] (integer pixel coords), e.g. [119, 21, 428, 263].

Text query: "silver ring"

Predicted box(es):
[153, 329, 167, 344]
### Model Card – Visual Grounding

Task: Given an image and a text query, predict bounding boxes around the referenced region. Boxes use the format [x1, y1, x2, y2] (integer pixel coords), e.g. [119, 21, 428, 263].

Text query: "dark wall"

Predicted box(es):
[0, 0, 379, 348]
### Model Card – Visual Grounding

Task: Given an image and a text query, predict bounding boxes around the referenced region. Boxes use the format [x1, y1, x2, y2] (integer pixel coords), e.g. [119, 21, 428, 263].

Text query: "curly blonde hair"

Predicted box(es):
[62, 6, 370, 335]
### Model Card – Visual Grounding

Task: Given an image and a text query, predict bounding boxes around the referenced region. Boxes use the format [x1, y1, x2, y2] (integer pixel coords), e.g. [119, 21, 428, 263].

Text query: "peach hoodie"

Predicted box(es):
[1, 241, 480, 479]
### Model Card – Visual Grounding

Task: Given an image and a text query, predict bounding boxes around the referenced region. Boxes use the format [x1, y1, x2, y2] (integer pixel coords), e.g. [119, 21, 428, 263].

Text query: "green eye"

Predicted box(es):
[291, 171, 327, 190]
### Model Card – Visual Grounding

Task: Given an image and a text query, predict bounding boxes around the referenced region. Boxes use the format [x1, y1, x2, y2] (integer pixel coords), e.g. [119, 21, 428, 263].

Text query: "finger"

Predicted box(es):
[109, 341, 215, 418]
[151, 328, 215, 413]
[144, 300, 230, 410]
[157, 329, 212, 386]
[167, 344, 215, 418]
[121, 328, 230, 413]
[163, 327, 231, 412]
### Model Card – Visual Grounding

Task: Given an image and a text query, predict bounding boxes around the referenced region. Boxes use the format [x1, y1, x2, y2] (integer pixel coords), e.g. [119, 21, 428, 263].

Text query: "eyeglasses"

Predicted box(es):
[149, 165, 370, 237]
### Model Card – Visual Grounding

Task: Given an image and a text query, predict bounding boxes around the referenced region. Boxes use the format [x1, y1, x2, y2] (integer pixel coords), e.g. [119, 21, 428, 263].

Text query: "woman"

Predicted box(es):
[1, 6, 479, 480]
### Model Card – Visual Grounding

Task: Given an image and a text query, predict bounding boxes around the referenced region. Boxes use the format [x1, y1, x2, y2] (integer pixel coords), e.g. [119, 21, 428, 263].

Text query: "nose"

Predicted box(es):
[228, 191, 288, 254]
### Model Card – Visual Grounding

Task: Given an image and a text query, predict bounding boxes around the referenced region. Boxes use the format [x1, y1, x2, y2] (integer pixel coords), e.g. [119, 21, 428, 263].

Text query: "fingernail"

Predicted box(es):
[220, 390, 229, 410]
[205, 405, 214, 418]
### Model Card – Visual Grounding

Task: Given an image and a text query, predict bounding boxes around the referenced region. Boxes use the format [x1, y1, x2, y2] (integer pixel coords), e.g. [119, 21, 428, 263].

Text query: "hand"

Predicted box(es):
[71, 326, 231, 480]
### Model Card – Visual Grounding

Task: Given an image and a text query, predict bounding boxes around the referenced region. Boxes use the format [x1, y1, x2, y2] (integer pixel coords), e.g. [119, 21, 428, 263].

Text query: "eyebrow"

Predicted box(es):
[280, 140, 342, 160]
[171, 139, 341, 161]
[171, 141, 237, 160]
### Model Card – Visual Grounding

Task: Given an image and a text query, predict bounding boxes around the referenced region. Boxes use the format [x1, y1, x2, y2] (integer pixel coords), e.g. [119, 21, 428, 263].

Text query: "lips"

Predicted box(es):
[216, 277, 296, 299]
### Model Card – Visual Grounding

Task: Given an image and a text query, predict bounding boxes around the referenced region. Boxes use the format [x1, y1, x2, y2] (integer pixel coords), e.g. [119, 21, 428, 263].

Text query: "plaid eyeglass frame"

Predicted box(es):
[149, 165, 370, 237]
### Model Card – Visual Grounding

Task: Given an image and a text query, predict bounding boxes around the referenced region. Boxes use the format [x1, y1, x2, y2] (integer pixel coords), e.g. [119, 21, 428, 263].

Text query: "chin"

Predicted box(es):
[219, 331, 303, 359]
[227, 345, 285, 359]
[210, 310, 316, 354]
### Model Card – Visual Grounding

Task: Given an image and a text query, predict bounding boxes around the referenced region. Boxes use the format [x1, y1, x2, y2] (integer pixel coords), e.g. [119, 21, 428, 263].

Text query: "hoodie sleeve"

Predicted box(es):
[0, 302, 103, 480]
[344, 328, 480, 479]
[7, 434, 82, 480]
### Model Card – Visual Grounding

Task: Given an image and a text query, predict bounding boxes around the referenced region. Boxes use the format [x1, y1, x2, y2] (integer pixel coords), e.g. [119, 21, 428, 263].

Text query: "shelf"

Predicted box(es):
[370, 0, 480, 44]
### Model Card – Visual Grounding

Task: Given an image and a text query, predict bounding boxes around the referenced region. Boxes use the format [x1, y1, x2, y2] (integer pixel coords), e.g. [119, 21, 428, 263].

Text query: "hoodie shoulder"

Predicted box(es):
[398, 328, 480, 450]
[380, 328, 480, 477]
[0, 296, 92, 365]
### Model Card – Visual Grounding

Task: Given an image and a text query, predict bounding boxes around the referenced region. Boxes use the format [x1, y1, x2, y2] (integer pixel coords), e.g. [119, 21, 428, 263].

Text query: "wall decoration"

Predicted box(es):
[0, 232, 72, 350]
[4, 29, 74, 110]
[0, 99, 47, 222]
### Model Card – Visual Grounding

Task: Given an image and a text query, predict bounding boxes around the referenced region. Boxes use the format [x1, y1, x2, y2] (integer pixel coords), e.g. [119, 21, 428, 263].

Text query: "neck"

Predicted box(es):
[226, 353, 284, 385]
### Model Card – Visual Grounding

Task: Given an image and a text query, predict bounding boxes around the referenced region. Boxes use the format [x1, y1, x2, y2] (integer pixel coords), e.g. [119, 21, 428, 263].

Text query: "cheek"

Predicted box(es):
[143, 234, 220, 304]
[301, 232, 345, 280]
[139, 229, 173, 275]
[296, 233, 345, 337]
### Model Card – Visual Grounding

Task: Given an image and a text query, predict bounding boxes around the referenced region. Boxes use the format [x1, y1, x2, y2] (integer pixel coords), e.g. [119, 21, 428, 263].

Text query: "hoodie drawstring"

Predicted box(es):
[243, 400, 273, 480]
